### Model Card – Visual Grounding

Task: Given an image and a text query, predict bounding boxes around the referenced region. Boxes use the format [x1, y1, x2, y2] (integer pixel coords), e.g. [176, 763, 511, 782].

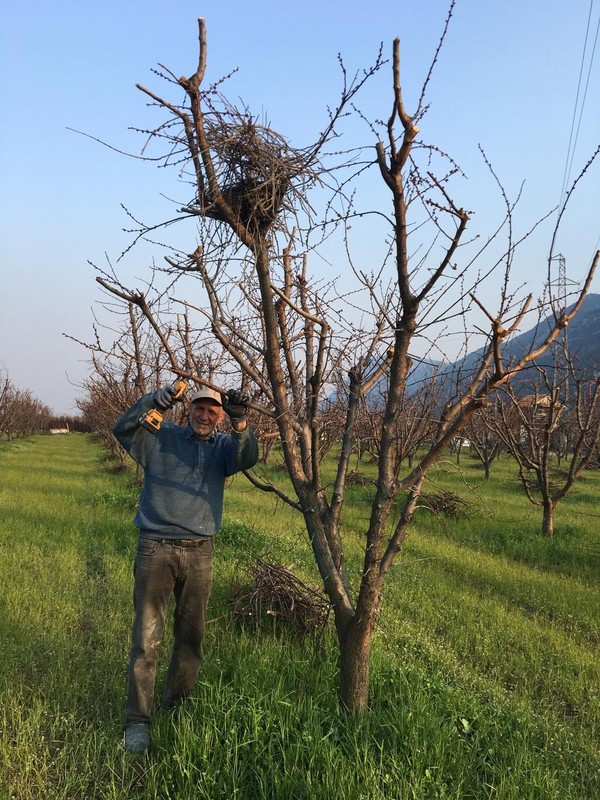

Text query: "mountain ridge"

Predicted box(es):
[397, 293, 600, 399]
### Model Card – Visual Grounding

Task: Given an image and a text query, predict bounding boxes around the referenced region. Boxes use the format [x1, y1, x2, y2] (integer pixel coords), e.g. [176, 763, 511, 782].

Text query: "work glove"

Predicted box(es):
[153, 385, 177, 411]
[221, 389, 250, 420]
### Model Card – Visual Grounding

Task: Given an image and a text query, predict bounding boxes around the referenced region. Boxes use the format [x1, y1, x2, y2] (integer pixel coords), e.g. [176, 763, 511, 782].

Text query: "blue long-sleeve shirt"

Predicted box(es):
[113, 393, 259, 539]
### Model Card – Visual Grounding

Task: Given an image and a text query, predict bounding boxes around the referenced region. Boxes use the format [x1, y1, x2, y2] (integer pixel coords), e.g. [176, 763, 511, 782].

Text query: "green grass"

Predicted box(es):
[0, 435, 598, 799]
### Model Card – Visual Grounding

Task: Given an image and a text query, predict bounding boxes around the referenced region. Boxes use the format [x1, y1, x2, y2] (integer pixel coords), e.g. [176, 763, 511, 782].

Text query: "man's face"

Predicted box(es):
[189, 399, 224, 439]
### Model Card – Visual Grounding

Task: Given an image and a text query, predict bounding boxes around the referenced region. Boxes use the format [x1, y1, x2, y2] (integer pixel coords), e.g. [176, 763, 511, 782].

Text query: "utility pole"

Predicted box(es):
[550, 253, 579, 314]
[550, 253, 567, 311]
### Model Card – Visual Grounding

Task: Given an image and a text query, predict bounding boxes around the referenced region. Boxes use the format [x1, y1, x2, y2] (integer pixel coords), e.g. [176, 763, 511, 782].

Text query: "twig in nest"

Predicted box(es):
[186, 119, 312, 232]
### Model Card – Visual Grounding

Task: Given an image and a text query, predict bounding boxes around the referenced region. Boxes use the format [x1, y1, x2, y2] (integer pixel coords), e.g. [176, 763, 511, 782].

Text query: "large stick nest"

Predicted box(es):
[198, 119, 313, 231]
[230, 558, 331, 640]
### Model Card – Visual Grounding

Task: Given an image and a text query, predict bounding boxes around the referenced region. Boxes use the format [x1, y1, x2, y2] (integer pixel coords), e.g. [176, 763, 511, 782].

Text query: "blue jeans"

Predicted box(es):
[125, 537, 214, 724]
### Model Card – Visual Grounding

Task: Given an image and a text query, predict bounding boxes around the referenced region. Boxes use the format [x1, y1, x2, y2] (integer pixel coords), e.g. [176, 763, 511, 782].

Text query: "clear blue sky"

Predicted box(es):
[1, 0, 599, 414]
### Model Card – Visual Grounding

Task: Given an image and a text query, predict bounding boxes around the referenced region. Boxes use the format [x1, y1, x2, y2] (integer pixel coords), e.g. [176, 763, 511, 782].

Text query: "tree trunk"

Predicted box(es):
[337, 617, 373, 711]
[542, 498, 555, 538]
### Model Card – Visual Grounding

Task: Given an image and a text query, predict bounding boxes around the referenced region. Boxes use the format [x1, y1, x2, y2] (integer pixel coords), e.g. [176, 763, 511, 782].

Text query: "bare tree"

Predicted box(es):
[0, 373, 52, 441]
[463, 407, 504, 479]
[87, 12, 598, 710]
[69, 271, 236, 460]
[488, 345, 600, 537]
[350, 369, 440, 473]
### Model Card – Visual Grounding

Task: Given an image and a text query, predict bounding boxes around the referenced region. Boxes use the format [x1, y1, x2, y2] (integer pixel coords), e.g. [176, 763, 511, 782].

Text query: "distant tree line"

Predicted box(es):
[0, 374, 52, 440]
[47, 415, 93, 433]
[0, 373, 90, 440]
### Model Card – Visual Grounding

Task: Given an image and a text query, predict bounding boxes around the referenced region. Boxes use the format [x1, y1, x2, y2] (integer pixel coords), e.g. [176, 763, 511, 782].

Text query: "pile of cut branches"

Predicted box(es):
[230, 558, 331, 640]
[419, 490, 471, 518]
[346, 470, 374, 487]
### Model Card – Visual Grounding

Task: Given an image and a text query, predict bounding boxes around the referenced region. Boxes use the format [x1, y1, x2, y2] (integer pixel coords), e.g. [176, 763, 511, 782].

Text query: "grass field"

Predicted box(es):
[0, 434, 598, 799]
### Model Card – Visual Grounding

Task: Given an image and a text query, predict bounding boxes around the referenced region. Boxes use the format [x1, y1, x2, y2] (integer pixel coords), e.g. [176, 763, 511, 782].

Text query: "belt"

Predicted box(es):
[158, 537, 209, 548]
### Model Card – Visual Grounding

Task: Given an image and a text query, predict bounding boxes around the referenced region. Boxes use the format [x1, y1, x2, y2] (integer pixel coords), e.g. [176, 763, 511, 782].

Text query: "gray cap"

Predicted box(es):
[190, 387, 222, 406]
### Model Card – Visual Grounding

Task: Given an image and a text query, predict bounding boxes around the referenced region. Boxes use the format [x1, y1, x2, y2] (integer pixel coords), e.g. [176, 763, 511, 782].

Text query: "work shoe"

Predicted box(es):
[124, 722, 150, 754]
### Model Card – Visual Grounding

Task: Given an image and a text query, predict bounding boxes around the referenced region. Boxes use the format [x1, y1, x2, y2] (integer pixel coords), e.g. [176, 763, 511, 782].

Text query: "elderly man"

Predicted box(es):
[113, 384, 258, 754]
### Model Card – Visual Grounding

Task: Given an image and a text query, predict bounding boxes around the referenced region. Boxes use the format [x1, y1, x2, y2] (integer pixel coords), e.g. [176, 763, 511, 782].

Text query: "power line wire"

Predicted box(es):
[559, 0, 599, 208]
[565, 9, 600, 200]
